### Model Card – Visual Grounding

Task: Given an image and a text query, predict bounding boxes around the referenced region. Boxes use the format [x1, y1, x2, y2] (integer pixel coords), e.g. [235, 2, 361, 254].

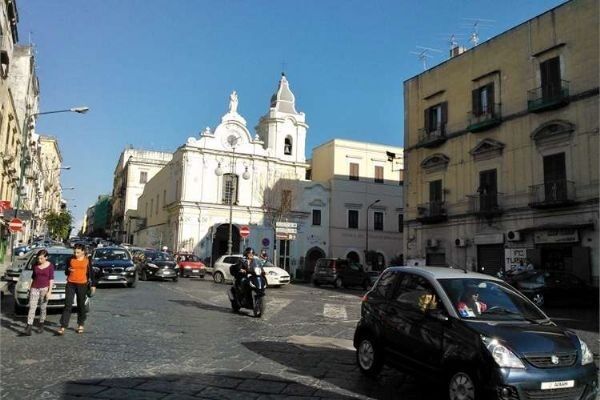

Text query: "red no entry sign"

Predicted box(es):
[240, 225, 250, 238]
[9, 217, 23, 233]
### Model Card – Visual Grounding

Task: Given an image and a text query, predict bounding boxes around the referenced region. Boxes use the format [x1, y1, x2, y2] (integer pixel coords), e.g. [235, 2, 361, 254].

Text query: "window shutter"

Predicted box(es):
[487, 83, 495, 112]
[471, 89, 480, 116]
[441, 102, 448, 130]
[424, 108, 430, 133]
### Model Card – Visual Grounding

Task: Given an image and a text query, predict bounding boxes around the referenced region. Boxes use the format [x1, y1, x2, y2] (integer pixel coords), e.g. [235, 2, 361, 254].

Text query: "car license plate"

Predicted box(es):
[51, 293, 65, 300]
[541, 380, 574, 390]
[164, 271, 171, 275]
[107, 275, 118, 280]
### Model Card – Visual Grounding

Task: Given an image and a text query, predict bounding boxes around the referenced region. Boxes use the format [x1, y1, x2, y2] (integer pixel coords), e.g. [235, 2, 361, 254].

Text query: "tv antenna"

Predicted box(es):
[461, 18, 495, 47]
[410, 46, 442, 70]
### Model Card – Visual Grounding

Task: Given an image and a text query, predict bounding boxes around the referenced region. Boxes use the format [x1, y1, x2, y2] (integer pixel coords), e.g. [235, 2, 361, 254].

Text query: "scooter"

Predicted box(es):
[227, 265, 266, 318]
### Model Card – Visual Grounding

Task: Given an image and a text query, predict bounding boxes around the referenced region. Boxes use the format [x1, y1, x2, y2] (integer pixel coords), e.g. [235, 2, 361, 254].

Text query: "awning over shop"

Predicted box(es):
[516, 222, 595, 233]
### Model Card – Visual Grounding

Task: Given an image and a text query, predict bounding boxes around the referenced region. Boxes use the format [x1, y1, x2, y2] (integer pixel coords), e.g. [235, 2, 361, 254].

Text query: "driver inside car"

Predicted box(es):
[457, 287, 488, 317]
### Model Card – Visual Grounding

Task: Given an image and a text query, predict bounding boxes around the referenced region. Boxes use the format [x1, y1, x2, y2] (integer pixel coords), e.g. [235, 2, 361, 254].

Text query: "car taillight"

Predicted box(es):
[361, 294, 368, 302]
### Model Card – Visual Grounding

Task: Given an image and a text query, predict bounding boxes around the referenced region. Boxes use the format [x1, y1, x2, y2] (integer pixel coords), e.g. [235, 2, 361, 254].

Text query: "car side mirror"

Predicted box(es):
[428, 308, 449, 321]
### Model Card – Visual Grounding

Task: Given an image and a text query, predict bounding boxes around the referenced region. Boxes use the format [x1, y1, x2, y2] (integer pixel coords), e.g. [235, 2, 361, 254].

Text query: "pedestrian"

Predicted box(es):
[24, 249, 54, 336]
[259, 249, 269, 262]
[57, 244, 96, 335]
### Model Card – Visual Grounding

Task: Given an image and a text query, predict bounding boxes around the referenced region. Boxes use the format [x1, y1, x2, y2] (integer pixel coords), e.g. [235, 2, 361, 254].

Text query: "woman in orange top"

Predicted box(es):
[58, 243, 96, 335]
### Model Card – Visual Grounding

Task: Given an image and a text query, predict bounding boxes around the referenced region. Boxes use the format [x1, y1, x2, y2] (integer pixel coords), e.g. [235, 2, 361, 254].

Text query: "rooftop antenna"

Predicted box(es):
[461, 18, 495, 47]
[410, 45, 442, 70]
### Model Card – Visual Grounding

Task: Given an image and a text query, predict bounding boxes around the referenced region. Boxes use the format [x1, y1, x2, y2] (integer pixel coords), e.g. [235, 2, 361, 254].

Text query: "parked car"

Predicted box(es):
[507, 270, 598, 308]
[175, 253, 206, 278]
[354, 266, 598, 400]
[212, 255, 243, 284]
[137, 250, 178, 282]
[312, 258, 370, 289]
[90, 247, 137, 288]
[258, 259, 290, 287]
[13, 246, 90, 315]
[12, 245, 30, 257]
[2, 250, 34, 282]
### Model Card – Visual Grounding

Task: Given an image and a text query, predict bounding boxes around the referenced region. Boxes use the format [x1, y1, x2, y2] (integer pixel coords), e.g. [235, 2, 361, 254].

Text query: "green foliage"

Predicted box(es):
[44, 211, 72, 241]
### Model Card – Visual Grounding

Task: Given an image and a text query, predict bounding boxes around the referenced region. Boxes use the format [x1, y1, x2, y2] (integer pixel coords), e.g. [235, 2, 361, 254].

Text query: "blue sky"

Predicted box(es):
[18, 0, 566, 230]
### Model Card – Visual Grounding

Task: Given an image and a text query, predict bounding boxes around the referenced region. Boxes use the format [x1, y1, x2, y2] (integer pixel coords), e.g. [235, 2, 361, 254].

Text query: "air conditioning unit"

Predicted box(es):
[455, 238, 467, 247]
[507, 231, 521, 242]
[426, 238, 439, 248]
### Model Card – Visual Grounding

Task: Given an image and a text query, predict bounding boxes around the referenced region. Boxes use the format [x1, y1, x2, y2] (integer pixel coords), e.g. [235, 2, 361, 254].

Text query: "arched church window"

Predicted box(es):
[284, 136, 293, 155]
[223, 174, 238, 205]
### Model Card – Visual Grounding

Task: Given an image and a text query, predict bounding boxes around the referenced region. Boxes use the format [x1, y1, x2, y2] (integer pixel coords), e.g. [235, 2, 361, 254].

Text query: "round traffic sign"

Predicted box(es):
[9, 217, 23, 233]
[239, 225, 250, 238]
[262, 238, 270, 247]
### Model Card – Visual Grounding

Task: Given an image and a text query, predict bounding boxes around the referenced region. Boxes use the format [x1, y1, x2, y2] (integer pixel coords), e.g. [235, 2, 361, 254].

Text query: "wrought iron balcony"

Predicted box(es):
[467, 103, 502, 133]
[467, 193, 504, 218]
[417, 125, 447, 148]
[417, 201, 447, 224]
[527, 80, 570, 112]
[529, 179, 576, 209]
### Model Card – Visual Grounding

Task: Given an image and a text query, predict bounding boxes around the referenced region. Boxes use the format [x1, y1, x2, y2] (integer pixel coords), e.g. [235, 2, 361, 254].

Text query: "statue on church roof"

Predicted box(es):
[229, 91, 239, 114]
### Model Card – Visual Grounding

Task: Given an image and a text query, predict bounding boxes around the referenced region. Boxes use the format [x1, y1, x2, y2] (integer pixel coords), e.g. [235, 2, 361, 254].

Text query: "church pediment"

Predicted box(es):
[420, 153, 450, 172]
[469, 139, 505, 161]
[531, 120, 575, 146]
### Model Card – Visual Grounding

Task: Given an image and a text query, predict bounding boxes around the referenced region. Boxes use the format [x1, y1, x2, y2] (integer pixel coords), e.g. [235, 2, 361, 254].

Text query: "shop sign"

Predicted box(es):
[534, 229, 578, 244]
[474, 233, 504, 245]
[505, 248, 528, 271]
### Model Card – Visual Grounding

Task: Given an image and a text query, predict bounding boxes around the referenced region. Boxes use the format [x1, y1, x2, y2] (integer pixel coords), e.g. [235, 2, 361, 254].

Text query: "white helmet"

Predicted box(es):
[161, 246, 168, 252]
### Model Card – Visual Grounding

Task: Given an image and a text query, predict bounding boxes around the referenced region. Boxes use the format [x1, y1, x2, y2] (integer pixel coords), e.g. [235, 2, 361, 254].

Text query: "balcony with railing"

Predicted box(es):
[467, 193, 504, 218]
[417, 201, 447, 224]
[417, 125, 447, 148]
[467, 103, 502, 133]
[529, 179, 576, 209]
[527, 80, 570, 113]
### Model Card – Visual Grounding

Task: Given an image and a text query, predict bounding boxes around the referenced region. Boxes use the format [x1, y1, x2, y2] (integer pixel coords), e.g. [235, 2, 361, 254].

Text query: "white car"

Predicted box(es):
[14, 246, 90, 315]
[212, 256, 290, 287]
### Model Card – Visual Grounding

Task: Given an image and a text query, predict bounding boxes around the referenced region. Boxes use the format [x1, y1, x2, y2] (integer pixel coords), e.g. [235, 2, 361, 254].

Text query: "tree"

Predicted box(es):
[44, 211, 73, 241]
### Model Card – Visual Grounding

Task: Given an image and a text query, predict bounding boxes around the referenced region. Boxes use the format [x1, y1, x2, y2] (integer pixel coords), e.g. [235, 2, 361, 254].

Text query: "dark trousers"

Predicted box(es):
[60, 282, 88, 327]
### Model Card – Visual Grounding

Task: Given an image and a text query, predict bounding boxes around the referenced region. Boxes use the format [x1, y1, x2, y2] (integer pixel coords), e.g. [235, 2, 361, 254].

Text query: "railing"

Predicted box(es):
[467, 193, 504, 216]
[527, 80, 570, 112]
[467, 103, 502, 132]
[417, 201, 447, 223]
[529, 179, 576, 208]
[417, 125, 447, 148]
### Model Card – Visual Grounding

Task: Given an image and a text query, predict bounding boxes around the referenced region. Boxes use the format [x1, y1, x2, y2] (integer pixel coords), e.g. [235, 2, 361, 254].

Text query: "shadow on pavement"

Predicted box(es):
[62, 370, 357, 399]
[243, 340, 436, 400]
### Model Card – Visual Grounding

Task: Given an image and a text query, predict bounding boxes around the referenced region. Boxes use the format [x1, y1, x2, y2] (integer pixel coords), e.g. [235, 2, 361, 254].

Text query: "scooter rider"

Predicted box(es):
[230, 247, 257, 298]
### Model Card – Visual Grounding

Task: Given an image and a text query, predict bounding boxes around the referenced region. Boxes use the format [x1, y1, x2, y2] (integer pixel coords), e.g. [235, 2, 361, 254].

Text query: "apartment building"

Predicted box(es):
[403, 0, 599, 284]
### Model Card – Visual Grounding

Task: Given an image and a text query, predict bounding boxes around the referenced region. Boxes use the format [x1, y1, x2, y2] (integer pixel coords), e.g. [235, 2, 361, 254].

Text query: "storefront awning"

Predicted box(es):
[517, 222, 595, 233]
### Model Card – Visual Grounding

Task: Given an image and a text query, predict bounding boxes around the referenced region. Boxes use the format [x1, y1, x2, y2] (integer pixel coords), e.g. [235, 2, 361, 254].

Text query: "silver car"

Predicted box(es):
[13, 246, 90, 315]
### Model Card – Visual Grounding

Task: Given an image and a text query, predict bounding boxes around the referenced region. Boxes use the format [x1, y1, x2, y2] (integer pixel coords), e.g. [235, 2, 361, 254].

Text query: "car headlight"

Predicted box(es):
[268, 271, 277, 276]
[125, 266, 136, 272]
[579, 337, 594, 365]
[17, 280, 31, 292]
[482, 336, 525, 369]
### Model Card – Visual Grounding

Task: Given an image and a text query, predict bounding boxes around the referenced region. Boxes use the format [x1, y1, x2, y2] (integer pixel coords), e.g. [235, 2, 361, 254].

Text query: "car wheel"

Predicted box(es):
[356, 334, 383, 377]
[312, 279, 320, 287]
[214, 272, 224, 284]
[532, 293, 544, 307]
[13, 302, 27, 316]
[334, 277, 343, 289]
[448, 370, 478, 400]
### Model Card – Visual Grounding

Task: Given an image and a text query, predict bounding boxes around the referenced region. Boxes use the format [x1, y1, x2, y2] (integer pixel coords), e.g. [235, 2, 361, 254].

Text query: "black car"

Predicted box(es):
[137, 251, 178, 282]
[91, 247, 137, 288]
[354, 266, 598, 400]
[312, 258, 370, 289]
[508, 270, 598, 308]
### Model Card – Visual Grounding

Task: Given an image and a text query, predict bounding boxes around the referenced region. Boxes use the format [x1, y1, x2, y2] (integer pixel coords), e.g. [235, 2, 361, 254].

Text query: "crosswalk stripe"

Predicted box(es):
[323, 303, 348, 320]
[263, 298, 292, 321]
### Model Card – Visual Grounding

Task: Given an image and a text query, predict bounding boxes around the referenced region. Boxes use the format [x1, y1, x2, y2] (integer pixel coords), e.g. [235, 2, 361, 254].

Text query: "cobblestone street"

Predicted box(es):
[1, 279, 432, 400]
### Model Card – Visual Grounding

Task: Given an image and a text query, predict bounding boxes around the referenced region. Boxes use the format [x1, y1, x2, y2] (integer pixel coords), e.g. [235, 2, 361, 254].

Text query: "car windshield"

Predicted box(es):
[179, 254, 199, 262]
[25, 252, 73, 271]
[439, 278, 547, 322]
[145, 252, 174, 261]
[93, 249, 131, 261]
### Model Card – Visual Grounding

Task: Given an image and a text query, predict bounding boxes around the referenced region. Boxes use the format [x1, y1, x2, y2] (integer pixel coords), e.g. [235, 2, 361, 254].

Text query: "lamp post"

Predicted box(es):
[9, 106, 88, 260]
[365, 199, 380, 270]
[215, 141, 250, 255]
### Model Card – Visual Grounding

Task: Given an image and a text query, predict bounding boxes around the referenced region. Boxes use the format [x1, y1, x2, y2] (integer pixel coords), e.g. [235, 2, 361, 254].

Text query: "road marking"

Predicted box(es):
[263, 298, 291, 321]
[323, 303, 348, 320]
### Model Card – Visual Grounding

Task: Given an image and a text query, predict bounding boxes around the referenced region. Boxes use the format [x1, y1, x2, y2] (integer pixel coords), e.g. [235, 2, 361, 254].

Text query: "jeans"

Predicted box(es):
[60, 283, 88, 328]
[27, 287, 49, 325]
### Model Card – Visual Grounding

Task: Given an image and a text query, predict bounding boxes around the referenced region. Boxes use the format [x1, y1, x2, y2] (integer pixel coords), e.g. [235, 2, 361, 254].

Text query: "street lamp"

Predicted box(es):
[365, 199, 380, 270]
[215, 139, 250, 255]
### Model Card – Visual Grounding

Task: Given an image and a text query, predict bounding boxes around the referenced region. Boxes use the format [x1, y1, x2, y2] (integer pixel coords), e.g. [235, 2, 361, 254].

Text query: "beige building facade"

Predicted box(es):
[311, 139, 404, 270]
[403, 0, 599, 285]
